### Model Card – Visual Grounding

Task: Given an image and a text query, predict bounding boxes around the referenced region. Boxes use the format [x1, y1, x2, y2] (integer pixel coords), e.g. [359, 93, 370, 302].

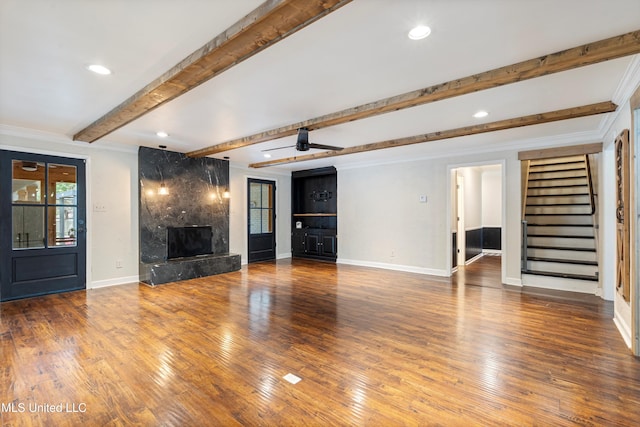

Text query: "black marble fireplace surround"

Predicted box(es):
[138, 147, 240, 286]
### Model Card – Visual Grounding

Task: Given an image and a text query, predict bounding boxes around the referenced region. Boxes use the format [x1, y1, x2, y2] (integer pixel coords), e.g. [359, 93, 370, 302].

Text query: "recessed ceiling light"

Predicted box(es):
[473, 110, 489, 118]
[87, 64, 112, 75]
[263, 153, 272, 158]
[156, 131, 169, 138]
[408, 25, 431, 40]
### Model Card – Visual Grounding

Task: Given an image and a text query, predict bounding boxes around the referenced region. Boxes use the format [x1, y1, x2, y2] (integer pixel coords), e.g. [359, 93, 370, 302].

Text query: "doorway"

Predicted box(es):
[247, 178, 276, 263]
[0, 150, 86, 301]
[450, 163, 504, 284]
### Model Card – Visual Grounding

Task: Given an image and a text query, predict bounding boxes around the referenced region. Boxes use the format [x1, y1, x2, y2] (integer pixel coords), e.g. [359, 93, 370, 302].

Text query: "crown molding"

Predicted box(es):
[0, 124, 138, 154]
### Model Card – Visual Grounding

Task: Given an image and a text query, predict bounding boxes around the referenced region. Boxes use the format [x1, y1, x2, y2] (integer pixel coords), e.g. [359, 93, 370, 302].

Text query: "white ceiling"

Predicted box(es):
[1, 0, 639, 172]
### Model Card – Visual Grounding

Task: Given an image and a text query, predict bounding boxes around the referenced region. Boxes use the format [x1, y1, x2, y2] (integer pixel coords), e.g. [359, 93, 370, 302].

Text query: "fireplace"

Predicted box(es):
[167, 226, 213, 259]
[138, 147, 240, 286]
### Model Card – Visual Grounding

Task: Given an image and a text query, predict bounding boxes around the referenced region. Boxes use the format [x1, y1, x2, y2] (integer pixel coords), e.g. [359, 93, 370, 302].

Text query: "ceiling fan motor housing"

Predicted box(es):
[297, 128, 310, 151]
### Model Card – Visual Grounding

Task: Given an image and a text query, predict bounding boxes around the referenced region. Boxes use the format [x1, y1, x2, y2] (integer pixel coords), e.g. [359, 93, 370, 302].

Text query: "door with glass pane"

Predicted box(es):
[0, 150, 86, 301]
[247, 179, 276, 263]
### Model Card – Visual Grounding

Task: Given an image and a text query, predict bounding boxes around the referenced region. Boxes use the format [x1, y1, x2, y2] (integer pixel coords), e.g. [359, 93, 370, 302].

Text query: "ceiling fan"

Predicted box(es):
[262, 128, 343, 152]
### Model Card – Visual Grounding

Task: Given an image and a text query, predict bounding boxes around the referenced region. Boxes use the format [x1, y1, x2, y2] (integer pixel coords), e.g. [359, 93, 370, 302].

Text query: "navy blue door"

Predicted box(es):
[247, 179, 276, 263]
[1, 150, 86, 301]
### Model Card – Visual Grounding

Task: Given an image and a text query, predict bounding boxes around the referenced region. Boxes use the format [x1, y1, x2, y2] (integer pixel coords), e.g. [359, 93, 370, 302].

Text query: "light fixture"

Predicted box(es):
[263, 153, 272, 158]
[87, 64, 112, 75]
[156, 131, 169, 138]
[223, 188, 230, 199]
[408, 25, 431, 40]
[158, 182, 169, 196]
[473, 110, 489, 118]
[21, 161, 38, 172]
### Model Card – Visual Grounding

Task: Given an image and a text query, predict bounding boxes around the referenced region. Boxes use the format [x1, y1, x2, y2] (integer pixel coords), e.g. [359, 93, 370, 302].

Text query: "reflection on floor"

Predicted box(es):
[452, 254, 502, 289]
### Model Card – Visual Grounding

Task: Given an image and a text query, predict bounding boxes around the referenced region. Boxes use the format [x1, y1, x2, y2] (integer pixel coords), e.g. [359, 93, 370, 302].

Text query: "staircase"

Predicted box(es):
[522, 155, 599, 291]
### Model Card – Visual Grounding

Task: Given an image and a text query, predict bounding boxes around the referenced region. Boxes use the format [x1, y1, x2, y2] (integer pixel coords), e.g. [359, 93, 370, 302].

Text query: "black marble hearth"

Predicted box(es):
[138, 147, 240, 285]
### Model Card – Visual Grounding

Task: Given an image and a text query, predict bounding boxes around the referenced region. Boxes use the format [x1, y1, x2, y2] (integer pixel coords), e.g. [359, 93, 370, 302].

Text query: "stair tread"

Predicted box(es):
[527, 184, 589, 189]
[530, 160, 585, 167]
[525, 213, 592, 216]
[528, 176, 587, 181]
[527, 193, 590, 197]
[527, 202, 591, 206]
[528, 234, 594, 239]
[527, 223, 593, 227]
[522, 270, 598, 281]
[527, 245, 596, 252]
[529, 167, 585, 173]
[526, 256, 597, 266]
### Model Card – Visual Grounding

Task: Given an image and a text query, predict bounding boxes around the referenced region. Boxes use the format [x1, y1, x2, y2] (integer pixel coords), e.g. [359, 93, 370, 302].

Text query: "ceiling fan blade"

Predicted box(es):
[308, 143, 344, 151]
[261, 145, 296, 152]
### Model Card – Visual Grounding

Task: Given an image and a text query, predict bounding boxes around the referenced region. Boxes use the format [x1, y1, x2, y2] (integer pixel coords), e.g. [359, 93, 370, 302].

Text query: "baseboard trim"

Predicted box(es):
[337, 258, 448, 277]
[90, 275, 139, 289]
[613, 309, 633, 349]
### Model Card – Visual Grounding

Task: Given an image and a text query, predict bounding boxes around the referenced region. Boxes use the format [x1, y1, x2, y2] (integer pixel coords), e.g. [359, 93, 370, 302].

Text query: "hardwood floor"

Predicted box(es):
[1, 258, 639, 426]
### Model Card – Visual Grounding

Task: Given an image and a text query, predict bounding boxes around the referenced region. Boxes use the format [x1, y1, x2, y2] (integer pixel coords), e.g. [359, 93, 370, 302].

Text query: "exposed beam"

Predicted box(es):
[248, 101, 617, 168]
[189, 29, 640, 158]
[73, 0, 353, 143]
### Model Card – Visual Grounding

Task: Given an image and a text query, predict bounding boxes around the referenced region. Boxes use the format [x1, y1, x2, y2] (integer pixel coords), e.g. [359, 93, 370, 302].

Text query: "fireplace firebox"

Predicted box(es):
[167, 226, 213, 259]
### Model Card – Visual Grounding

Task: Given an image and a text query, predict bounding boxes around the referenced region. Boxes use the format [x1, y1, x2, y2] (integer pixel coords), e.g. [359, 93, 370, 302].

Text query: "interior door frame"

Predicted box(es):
[447, 160, 506, 284]
[0, 144, 91, 296]
[630, 86, 640, 356]
[247, 177, 276, 263]
[0, 149, 91, 301]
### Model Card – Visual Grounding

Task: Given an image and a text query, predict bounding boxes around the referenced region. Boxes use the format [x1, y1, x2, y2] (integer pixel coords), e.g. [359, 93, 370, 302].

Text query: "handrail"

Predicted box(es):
[585, 154, 596, 214]
[521, 220, 528, 272]
[522, 160, 531, 221]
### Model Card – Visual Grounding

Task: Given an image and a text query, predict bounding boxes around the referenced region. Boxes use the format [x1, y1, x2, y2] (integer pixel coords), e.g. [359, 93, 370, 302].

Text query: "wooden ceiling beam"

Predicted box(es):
[248, 101, 617, 168]
[73, 0, 353, 143]
[189, 29, 640, 157]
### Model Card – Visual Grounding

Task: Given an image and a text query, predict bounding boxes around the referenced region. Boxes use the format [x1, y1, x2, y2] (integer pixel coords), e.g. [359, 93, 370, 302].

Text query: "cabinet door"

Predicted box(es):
[305, 233, 320, 255]
[292, 230, 306, 255]
[321, 233, 336, 257]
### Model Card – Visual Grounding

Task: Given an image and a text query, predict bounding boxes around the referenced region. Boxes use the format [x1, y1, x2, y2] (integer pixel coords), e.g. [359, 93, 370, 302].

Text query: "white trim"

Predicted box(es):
[504, 277, 522, 287]
[482, 249, 502, 255]
[521, 273, 598, 294]
[90, 275, 140, 289]
[465, 253, 483, 265]
[614, 310, 633, 349]
[332, 131, 600, 172]
[277, 252, 292, 260]
[337, 258, 448, 277]
[611, 54, 640, 107]
[0, 124, 138, 154]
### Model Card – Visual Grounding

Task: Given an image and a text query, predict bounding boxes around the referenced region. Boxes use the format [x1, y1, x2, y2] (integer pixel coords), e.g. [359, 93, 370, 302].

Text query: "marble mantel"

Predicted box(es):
[138, 146, 240, 285]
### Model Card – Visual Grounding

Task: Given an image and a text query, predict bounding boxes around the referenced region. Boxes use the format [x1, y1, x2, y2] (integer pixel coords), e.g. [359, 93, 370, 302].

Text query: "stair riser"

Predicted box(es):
[526, 195, 591, 205]
[524, 215, 593, 225]
[526, 260, 598, 276]
[526, 206, 592, 215]
[529, 171, 587, 180]
[527, 226, 594, 237]
[527, 236, 595, 249]
[530, 156, 586, 166]
[528, 178, 588, 187]
[529, 162, 585, 173]
[527, 187, 589, 196]
[527, 248, 597, 262]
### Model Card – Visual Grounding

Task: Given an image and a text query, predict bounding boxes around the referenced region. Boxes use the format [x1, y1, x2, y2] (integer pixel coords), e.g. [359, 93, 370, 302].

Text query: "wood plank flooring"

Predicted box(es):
[1, 257, 639, 426]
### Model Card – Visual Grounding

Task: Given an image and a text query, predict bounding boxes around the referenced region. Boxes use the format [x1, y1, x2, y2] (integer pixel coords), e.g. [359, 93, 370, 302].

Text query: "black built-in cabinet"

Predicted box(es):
[291, 166, 337, 261]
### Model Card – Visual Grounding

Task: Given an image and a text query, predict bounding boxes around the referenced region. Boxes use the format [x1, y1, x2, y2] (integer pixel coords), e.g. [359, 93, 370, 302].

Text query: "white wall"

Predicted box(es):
[0, 131, 139, 288]
[338, 151, 519, 283]
[482, 167, 502, 227]
[459, 167, 482, 230]
[229, 165, 291, 264]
